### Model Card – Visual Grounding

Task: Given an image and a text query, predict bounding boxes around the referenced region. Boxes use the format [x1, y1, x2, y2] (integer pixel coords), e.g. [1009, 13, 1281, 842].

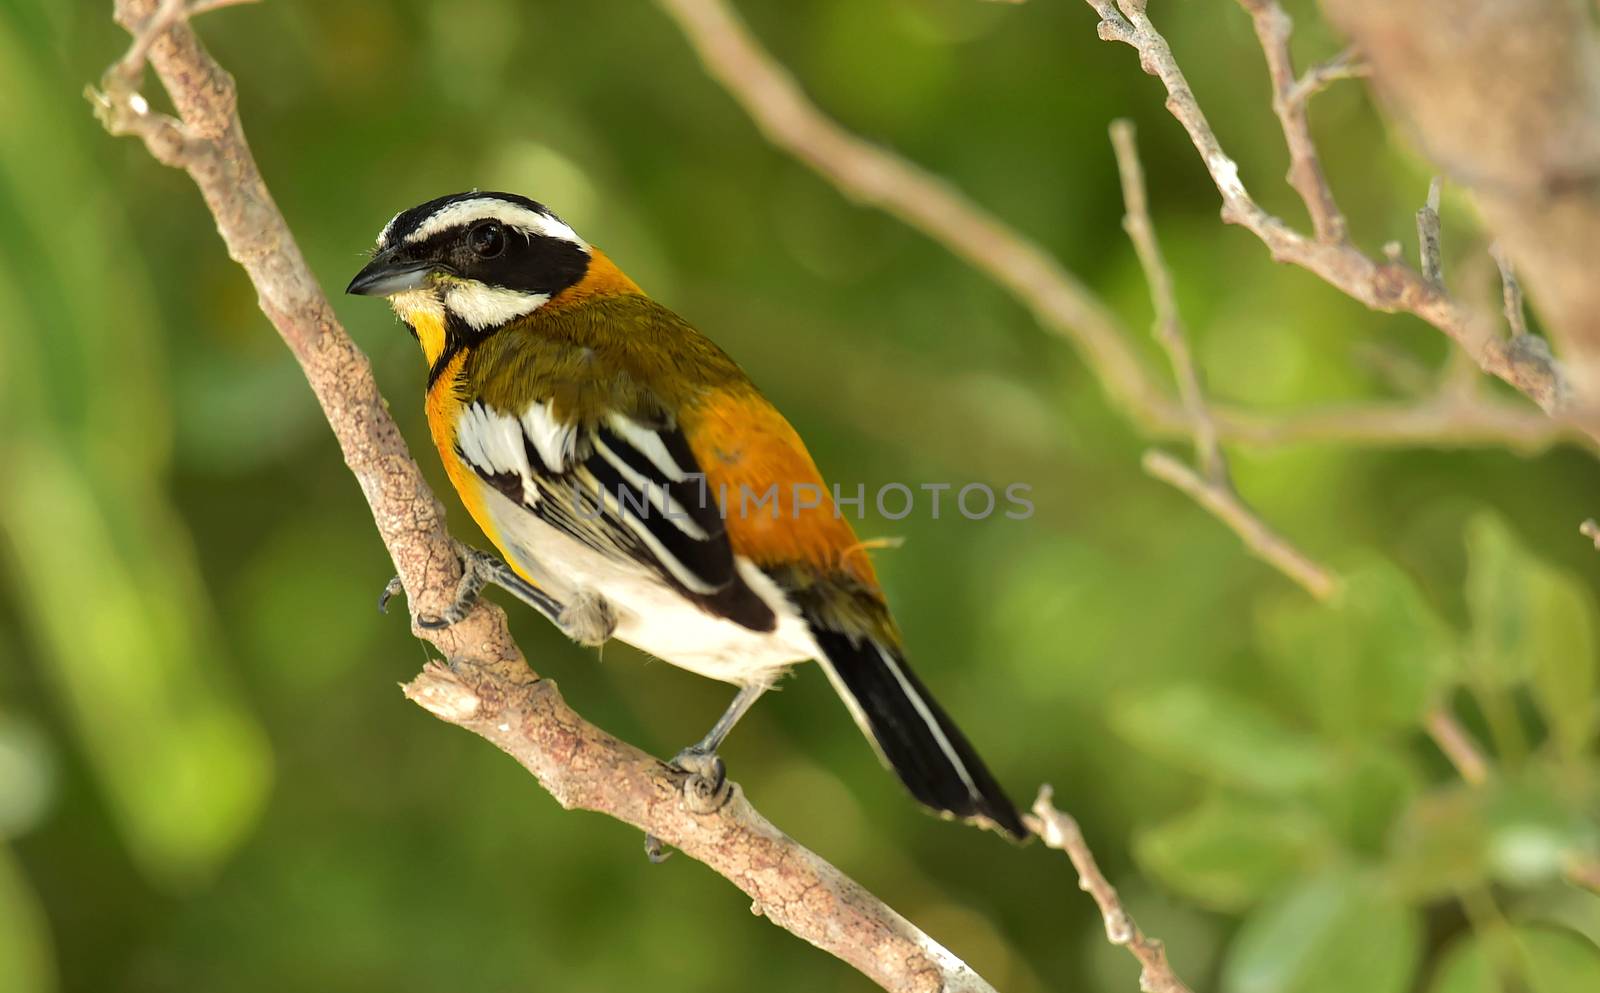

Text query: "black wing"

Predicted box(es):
[453, 400, 776, 632]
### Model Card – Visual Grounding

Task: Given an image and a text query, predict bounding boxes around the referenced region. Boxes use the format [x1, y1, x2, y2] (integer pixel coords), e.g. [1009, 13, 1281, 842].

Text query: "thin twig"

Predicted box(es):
[1112, 120, 1335, 599]
[1417, 177, 1443, 286]
[1424, 708, 1491, 786]
[1110, 120, 1225, 481]
[1142, 451, 1340, 601]
[92, 4, 998, 991]
[1490, 242, 1530, 340]
[1236, 0, 1348, 242]
[1030, 787, 1195, 993]
[1284, 46, 1370, 109]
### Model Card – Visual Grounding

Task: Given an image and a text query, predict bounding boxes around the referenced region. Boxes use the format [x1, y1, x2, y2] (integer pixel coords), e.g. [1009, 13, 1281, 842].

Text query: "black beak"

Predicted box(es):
[345, 251, 436, 297]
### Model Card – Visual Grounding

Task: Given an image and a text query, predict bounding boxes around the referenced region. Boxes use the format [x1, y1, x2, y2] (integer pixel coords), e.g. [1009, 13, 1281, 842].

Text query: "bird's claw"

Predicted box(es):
[378, 576, 405, 614]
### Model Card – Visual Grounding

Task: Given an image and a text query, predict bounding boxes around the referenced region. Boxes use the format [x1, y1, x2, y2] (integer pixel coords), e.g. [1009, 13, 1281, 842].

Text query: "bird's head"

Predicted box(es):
[346, 191, 593, 348]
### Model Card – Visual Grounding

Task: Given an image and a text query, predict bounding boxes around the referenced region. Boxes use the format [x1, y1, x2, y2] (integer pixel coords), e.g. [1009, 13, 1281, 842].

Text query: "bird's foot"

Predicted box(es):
[642, 747, 733, 864]
[416, 543, 495, 630]
[558, 590, 617, 647]
[670, 746, 731, 813]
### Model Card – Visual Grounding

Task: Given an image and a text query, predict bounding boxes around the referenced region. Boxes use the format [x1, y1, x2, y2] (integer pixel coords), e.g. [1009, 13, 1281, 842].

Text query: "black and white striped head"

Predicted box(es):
[346, 192, 591, 331]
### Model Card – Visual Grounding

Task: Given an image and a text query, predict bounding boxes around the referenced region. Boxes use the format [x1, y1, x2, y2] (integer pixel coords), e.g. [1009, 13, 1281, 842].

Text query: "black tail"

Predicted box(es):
[810, 626, 1028, 840]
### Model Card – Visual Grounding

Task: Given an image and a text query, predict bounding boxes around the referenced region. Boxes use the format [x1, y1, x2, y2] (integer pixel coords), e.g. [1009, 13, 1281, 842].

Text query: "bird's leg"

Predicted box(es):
[670, 683, 768, 793]
[645, 683, 767, 863]
[383, 543, 616, 646]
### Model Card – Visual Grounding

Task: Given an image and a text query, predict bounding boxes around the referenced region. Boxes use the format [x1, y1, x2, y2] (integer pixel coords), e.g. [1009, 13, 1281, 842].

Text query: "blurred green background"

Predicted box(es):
[3, 1, 1600, 991]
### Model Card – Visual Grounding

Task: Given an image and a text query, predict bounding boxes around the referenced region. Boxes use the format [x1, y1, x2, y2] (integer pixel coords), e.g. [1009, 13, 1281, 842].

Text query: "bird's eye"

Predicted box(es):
[468, 221, 506, 259]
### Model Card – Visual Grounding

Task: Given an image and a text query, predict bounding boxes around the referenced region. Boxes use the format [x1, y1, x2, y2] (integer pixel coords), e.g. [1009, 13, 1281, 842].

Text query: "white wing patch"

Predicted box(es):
[456, 403, 539, 505]
[606, 414, 689, 482]
[405, 197, 588, 250]
[452, 401, 756, 613]
[520, 403, 576, 472]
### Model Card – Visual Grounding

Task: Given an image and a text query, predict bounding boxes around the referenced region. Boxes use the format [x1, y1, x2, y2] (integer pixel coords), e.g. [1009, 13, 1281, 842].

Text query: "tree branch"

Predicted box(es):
[1111, 119, 1339, 601]
[1082, 0, 1581, 425]
[1029, 788, 1194, 993]
[1319, 0, 1600, 391]
[91, 4, 998, 990]
[653, 0, 1586, 457]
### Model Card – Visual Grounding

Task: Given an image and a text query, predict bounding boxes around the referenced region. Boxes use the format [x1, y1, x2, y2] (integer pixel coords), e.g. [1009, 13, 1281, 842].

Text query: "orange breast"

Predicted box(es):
[683, 387, 879, 590]
[425, 352, 513, 568]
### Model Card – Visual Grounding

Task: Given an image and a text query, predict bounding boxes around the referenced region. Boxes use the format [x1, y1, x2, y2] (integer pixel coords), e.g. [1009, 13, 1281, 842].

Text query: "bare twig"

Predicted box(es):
[1284, 46, 1370, 109]
[1491, 243, 1530, 341]
[91, 4, 998, 991]
[1030, 787, 1194, 993]
[1142, 451, 1339, 601]
[1111, 120, 1224, 481]
[1237, 0, 1348, 242]
[1112, 119, 1336, 600]
[1424, 708, 1491, 786]
[1417, 178, 1443, 286]
[1081, 0, 1579, 421]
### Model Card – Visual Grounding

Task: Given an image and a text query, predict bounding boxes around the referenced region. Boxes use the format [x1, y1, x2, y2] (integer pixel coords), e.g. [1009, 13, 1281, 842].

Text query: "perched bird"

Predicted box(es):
[348, 191, 1026, 839]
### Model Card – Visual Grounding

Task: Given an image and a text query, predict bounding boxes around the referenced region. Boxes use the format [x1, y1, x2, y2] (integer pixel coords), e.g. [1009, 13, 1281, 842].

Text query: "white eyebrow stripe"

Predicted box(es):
[403, 198, 589, 250]
[375, 209, 404, 248]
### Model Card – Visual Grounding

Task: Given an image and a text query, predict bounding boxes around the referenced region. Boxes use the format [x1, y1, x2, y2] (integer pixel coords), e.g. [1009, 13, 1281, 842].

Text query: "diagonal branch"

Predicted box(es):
[1030, 788, 1194, 993]
[1111, 119, 1339, 601]
[90, 3, 998, 991]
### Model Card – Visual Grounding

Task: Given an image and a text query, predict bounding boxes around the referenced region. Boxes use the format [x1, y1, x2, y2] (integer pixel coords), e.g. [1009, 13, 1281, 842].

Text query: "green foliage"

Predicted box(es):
[1220, 872, 1420, 993]
[1465, 514, 1598, 756]
[1111, 684, 1334, 794]
[1134, 794, 1333, 912]
[1257, 559, 1454, 737]
[1431, 925, 1600, 993]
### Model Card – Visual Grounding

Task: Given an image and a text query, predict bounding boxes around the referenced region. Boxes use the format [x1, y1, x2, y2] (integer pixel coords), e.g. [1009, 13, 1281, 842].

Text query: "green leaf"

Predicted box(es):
[1304, 744, 1420, 856]
[1135, 794, 1331, 912]
[1432, 926, 1600, 993]
[1111, 684, 1334, 794]
[1221, 871, 1420, 993]
[1256, 559, 1453, 737]
[1465, 515, 1599, 756]
[1525, 574, 1598, 758]
[1388, 777, 1598, 900]
[0, 845, 55, 993]
[1388, 785, 1493, 900]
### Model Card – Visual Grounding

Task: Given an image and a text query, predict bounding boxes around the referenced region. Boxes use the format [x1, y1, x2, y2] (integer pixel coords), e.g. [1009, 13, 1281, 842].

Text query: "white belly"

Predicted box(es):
[480, 487, 819, 685]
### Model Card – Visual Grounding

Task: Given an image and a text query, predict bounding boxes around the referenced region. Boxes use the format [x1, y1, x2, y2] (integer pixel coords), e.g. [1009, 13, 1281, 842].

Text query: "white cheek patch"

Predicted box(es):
[444, 282, 551, 330]
[405, 197, 589, 251]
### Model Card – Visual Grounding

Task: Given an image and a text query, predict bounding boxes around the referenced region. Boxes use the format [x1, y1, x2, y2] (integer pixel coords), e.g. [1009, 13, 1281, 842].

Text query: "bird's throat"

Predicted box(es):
[389, 288, 451, 370]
